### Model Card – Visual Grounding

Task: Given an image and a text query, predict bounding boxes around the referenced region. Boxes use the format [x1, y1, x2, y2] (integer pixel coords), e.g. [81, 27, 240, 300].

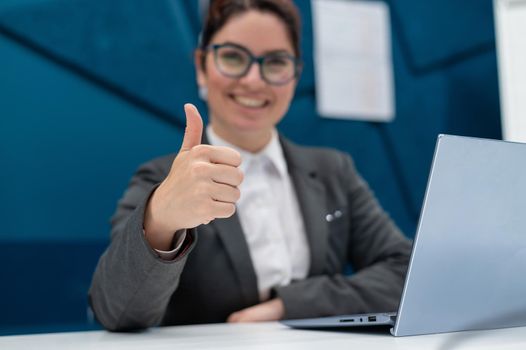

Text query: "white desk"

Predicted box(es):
[2, 322, 526, 350]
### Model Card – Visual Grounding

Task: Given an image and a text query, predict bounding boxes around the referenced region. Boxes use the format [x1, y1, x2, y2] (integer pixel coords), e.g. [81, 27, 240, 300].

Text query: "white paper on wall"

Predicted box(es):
[495, 0, 526, 142]
[312, 0, 395, 122]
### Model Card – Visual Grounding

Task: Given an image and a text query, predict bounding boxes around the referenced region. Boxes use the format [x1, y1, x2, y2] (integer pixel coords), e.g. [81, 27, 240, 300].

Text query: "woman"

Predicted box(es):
[89, 0, 411, 331]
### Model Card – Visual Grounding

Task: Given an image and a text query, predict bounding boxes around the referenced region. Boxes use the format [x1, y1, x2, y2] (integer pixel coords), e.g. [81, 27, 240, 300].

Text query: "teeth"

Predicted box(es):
[233, 95, 266, 108]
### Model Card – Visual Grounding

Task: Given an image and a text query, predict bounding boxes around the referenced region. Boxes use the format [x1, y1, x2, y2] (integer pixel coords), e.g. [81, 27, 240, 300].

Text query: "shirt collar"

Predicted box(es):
[206, 125, 288, 177]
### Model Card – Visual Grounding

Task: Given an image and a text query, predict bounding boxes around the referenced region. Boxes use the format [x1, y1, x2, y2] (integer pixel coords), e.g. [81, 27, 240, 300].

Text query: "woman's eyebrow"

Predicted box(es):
[216, 41, 294, 57]
[218, 41, 293, 56]
[261, 49, 293, 56]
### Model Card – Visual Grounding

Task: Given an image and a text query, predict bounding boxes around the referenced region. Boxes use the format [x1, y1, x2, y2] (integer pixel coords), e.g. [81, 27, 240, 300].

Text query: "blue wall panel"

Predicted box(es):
[0, 35, 184, 241]
[0, 0, 201, 125]
[0, 32, 186, 334]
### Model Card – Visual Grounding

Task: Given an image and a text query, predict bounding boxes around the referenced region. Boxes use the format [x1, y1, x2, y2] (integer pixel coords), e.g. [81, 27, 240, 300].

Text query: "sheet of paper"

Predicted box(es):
[312, 0, 395, 122]
[494, 0, 526, 142]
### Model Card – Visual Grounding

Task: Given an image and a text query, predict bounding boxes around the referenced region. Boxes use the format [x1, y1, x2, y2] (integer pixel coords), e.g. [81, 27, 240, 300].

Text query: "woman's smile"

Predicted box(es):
[229, 94, 269, 109]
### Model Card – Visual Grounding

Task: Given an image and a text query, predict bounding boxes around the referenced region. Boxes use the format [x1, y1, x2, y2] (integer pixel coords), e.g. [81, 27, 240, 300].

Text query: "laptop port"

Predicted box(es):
[368, 316, 377, 322]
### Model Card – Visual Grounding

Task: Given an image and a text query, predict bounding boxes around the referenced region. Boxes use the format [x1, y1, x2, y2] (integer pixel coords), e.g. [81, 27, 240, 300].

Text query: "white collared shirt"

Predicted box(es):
[207, 126, 310, 301]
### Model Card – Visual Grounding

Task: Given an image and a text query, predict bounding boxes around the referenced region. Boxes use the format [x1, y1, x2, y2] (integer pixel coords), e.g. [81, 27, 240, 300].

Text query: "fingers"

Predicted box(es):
[208, 146, 242, 167]
[209, 182, 241, 204]
[181, 103, 203, 152]
[226, 299, 285, 323]
[210, 164, 244, 187]
[190, 144, 242, 167]
[191, 164, 241, 221]
[210, 200, 236, 219]
[227, 312, 241, 323]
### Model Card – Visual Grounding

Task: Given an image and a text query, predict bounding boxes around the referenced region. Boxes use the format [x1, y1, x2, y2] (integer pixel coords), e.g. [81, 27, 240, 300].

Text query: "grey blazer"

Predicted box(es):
[89, 135, 412, 331]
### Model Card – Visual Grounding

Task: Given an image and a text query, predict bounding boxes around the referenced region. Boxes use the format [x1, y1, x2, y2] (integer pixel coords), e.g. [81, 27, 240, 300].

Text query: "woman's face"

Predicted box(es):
[196, 10, 298, 145]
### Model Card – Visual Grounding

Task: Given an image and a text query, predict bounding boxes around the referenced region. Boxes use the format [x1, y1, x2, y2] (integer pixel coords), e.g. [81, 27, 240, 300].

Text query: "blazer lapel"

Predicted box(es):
[202, 131, 259, 306]
[210, 216, 259, 306]
[281, 137, 329, 276]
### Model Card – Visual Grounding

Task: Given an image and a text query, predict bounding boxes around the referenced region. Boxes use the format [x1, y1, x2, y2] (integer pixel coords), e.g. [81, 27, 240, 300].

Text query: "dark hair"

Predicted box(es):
[199, 0, 301, 68]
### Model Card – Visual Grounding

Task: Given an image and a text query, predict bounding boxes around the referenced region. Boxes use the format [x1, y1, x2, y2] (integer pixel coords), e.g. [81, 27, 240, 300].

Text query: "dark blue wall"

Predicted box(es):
[0, 0, 501, 334]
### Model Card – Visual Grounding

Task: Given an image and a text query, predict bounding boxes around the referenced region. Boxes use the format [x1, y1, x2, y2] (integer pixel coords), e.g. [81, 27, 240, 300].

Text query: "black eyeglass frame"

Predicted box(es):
[202, 43, 302, 86]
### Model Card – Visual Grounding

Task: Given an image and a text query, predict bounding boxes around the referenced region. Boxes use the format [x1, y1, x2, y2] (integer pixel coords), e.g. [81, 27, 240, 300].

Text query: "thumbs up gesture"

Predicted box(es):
[144, 104, 243, 250]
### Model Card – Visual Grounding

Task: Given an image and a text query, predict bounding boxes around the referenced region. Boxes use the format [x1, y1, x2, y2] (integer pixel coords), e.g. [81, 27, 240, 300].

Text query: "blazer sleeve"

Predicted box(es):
[275, 152, 412, 319]
[88, 156, 197, 331]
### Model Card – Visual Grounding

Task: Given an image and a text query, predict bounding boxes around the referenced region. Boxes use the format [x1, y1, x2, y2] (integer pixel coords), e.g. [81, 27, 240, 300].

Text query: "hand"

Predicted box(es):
[144, 103, 243, 250]
[227, 298, 285, 323]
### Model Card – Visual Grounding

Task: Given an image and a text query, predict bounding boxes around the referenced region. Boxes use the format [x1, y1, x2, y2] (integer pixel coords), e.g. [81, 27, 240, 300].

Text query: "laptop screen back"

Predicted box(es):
[393, 135, 526, 336]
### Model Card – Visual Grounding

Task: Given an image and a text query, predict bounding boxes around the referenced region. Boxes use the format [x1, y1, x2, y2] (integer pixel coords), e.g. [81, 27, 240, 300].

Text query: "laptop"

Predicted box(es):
[282, 134, 526, 336]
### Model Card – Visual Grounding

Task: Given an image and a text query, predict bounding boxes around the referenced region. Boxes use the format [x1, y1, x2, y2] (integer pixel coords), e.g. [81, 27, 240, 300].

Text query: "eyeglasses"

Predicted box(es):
[204, 43, 301, 86]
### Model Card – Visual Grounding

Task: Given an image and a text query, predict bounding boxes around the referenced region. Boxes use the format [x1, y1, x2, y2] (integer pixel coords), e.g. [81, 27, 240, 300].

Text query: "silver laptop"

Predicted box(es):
[282, 134, 526, 336]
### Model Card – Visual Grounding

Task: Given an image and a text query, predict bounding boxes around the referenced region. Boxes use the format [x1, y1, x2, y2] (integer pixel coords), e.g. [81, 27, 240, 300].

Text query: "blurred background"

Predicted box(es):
[0, 0, 502, 335]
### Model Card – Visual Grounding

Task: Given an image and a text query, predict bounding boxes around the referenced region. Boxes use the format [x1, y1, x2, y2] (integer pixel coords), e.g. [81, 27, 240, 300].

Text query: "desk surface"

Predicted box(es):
[2, 322, 526, 350]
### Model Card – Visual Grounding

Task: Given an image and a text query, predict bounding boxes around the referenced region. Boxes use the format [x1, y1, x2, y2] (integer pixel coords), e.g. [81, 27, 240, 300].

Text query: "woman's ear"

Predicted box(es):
[195, 50, 208, 101]
[194, 49, 207, 88]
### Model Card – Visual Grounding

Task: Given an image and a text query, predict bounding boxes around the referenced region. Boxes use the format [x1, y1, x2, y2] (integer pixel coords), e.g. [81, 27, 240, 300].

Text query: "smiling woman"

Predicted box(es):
[89, 0, 411, 332]
[196, 8, 300, 152]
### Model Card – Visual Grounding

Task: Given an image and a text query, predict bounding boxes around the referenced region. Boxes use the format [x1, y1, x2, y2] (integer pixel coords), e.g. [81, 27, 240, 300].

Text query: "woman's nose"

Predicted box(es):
[239, 62, 266, 87]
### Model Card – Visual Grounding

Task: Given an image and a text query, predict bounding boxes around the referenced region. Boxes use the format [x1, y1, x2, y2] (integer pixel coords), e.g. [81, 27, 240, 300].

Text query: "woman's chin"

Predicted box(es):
[222, 115, 268, 132]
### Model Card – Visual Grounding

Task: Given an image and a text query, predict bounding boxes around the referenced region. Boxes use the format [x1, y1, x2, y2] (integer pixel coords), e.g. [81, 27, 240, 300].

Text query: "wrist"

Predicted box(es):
[144, 191, 182, 250]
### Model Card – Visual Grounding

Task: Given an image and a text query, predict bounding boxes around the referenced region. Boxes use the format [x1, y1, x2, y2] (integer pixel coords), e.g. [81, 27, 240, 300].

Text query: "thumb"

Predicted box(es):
[180, 103, 203, 151]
